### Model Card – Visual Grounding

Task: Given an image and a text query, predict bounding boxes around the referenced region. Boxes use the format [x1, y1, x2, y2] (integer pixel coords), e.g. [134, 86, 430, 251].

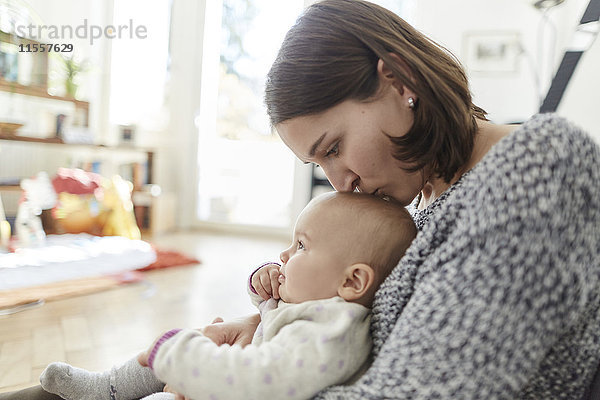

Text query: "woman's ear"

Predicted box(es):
[337, 263, 375, 303]
[376, 54, 416, 100]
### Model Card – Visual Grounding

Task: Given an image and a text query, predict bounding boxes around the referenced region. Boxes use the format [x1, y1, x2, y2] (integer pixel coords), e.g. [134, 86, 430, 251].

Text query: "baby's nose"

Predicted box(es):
[279, 250, 288, 264]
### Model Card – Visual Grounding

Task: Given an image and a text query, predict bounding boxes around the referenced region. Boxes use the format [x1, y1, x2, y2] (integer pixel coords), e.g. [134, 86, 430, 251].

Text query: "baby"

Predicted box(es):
[40, 192, 416, 400]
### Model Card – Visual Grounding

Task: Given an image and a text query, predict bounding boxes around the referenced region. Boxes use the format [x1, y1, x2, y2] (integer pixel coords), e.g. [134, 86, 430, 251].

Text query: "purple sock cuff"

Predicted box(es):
[148, 329, 181, 371]
[248, 262, 281, 294]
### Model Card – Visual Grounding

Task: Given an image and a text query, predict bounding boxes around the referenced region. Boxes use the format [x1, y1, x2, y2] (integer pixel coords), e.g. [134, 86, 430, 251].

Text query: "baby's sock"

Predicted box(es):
[40, 357, 165, 400]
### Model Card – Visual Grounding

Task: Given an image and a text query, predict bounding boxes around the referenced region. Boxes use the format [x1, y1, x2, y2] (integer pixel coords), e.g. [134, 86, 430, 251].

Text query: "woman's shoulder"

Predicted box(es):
[409, 114, 599, 229]
[492, 113, 596, 161]
[470, 113, 598, 185]
[519, 112, 581, 133]
[405, 113, 600, 233]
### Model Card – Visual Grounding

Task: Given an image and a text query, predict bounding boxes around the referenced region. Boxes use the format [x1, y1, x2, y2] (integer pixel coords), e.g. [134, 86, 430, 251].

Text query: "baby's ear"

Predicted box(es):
[337, 263, 375, 303]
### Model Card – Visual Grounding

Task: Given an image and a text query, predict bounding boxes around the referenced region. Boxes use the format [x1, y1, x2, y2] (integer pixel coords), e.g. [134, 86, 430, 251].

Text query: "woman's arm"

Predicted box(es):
[201, 313, 260, 347]
[144, 303, 371, 400]
[138, 315, 261, 366]
[137, 316, 261, 399]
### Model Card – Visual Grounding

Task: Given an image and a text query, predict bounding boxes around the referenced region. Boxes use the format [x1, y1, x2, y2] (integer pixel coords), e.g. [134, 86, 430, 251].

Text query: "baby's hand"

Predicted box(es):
[251, 263, 281, 300]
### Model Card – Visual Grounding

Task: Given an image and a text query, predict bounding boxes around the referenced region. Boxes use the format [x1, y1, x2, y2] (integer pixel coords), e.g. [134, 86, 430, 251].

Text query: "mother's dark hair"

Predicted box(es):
[265, 0, 487, 183]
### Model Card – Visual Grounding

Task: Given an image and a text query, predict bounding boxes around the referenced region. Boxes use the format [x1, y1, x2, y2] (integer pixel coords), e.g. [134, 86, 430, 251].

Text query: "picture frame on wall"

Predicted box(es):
[0, 41, 18, 82]
[463, 31, 521, 74]
[0, 31, 49, 88]
[119, 124, 136, 145]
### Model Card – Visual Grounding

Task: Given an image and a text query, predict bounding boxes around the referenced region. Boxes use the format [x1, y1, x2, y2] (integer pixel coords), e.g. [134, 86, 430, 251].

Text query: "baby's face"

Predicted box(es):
[277, 197, 358, 303]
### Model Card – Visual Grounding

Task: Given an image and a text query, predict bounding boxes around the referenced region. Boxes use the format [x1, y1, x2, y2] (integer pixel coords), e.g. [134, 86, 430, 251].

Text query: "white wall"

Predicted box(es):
[557, 27, 600, 142]
[411, 0, 594, 125]
[162, 0, 206, 228]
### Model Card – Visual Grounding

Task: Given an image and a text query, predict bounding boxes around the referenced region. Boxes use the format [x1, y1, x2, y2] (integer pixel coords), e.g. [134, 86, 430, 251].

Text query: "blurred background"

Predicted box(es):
[0, 0, 597, 236]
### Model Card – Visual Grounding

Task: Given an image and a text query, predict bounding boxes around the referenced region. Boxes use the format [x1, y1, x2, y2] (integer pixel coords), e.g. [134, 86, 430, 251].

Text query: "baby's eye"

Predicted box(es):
[297, 240, 305, 250]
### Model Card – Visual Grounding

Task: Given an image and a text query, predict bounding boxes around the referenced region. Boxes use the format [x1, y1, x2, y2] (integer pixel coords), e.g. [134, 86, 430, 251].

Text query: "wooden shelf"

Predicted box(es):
[0, 76, 89, 126]
[0, 134, 153, 153]
[0, 79, 89, 108]
[0, 135, 156, 224]
[0, 134, 62, 144]
[0, 185, 20, 192]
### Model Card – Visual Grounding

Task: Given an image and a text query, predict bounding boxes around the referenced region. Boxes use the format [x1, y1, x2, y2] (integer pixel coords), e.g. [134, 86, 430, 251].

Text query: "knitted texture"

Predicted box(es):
[314, 113, 600, 399]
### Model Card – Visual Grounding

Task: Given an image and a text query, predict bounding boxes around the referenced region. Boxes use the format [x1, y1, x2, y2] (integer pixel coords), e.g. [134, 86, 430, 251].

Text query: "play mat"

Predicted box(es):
[0, 233, 156, 291]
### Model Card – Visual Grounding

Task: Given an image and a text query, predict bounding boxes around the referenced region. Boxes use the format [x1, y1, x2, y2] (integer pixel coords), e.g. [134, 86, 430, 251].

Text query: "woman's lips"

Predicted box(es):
[278, 274, 285, 284]
[373, 188, 387, 199]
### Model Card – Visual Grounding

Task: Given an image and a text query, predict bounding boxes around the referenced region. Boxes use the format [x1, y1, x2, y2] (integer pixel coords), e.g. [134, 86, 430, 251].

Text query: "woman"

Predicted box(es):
[263, 0, 600, 398]
[184, 1, 600, 398]
[2, 0, 598, 399]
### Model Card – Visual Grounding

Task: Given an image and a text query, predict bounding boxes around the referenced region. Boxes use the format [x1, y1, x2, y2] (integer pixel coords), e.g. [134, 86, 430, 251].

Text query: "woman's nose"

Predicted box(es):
[321, 165, 358, 192]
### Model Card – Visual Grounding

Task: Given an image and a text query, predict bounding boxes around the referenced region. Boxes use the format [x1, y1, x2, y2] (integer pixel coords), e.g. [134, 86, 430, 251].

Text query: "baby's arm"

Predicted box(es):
[143, 301, 371, 400]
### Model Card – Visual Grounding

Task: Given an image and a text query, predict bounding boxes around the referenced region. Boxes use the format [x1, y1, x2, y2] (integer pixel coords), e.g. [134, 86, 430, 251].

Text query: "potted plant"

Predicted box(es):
[62, 55, 88, 99]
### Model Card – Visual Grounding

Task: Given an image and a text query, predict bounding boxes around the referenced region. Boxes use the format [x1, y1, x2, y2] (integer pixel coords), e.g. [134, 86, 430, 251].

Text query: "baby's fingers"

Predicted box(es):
[254, 282, 270, 300]
[258, 272, 273, 299]
[268, 267, 281, 299]
[251, 272, 269, 300]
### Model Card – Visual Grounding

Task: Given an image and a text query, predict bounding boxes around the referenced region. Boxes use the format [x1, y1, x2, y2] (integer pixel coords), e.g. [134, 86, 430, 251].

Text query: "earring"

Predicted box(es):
[408, 97, 415, 109]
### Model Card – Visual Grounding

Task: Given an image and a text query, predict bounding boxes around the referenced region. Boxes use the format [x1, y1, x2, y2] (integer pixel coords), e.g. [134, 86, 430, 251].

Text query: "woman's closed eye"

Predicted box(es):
[325, 142, 339, 157]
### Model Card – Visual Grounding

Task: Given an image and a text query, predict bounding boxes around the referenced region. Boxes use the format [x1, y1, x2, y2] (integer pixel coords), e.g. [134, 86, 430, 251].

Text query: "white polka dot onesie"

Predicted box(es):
[148, 288, 372, 400]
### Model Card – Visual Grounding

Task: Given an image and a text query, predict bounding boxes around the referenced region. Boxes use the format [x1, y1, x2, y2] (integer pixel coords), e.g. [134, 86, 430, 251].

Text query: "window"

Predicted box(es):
[196, 0, 304, 228]
[109, 0, 170, 128]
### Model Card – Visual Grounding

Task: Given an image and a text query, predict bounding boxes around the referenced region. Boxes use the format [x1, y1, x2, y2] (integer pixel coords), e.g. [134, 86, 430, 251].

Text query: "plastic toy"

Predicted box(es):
[0, 193, 11, 251]
[99, 175, 141, 240]
[51, 169, 140, 240]
[16, 171, 58, 247]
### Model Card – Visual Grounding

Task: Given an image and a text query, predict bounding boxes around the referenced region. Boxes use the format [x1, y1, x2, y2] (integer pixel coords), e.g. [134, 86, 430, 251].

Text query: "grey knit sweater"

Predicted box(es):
[315, 113, 600, 399]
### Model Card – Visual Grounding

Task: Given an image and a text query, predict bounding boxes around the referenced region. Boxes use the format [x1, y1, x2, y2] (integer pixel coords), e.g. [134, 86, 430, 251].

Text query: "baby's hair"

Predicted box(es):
[314, 192, 417, 283]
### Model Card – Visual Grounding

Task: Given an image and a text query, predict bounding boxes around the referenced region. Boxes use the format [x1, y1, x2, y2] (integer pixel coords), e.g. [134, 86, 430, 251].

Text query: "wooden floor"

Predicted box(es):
[0, 230, 288, 393]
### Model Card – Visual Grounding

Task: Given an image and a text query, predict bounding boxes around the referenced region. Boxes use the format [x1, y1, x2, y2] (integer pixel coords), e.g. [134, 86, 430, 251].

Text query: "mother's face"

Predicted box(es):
[276, 82, 425, 206]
